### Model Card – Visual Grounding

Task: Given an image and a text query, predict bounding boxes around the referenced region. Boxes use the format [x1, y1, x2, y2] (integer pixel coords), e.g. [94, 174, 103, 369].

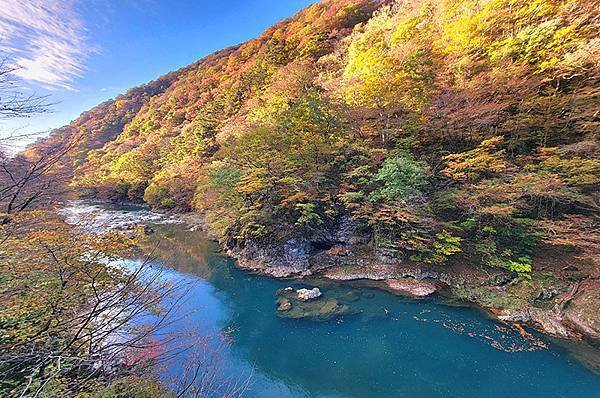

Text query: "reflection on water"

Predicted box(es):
[69, 202, 600, 397]
[137, 223, 600, 398]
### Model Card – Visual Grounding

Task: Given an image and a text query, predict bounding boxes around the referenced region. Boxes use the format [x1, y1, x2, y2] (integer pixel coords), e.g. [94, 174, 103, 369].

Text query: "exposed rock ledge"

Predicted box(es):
[226, 237, 312, 278]
[493, 280, 600, 341]
[384, 279, 438, 297]
[223, 228, 599, 344]
[495, 308, 579, 339]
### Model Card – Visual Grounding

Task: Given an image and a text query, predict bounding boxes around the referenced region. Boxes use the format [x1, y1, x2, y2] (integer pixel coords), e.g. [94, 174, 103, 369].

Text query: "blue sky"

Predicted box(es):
[0, 0, 315, 150]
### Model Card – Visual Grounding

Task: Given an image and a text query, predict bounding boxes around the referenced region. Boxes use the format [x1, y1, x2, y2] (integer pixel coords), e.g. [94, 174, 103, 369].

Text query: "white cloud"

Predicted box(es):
[0, 0, 90, 91]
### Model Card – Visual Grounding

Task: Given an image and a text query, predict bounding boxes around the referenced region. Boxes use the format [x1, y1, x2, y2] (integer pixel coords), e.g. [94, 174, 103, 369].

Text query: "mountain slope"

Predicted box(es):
[38, 0, 600, 338]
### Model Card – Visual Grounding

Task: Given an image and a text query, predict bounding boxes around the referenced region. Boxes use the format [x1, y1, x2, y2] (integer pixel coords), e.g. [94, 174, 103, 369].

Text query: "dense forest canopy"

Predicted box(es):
[3, 0, 598, 395]
[33, 0, 599, 277]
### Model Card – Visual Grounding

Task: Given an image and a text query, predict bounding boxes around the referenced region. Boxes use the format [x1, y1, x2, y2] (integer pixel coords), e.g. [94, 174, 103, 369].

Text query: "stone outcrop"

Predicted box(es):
[492, 281, 600, 341]
[227, 237, 311, 277]
[275, 287, 349, 320]
[220, 215, 599, 344]
[296, 288, 322, 301]
[384, 278, 438, 297]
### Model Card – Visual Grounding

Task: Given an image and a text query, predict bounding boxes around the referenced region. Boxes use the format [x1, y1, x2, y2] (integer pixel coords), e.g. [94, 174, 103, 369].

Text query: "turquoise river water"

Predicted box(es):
[74, 202, 600, 397]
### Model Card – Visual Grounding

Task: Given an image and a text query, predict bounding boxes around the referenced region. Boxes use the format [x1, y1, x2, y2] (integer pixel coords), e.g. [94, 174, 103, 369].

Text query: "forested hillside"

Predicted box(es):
[39, 0, 598, 279]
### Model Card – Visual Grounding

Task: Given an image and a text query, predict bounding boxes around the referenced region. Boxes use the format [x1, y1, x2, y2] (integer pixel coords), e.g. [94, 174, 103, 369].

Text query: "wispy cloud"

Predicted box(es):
[100, 86, 122, 93]
[0, 0, 91, 91]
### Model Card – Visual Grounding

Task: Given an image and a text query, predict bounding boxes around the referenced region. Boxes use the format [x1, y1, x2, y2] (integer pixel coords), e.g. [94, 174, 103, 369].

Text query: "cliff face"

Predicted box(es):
[35, 0, 599, 341]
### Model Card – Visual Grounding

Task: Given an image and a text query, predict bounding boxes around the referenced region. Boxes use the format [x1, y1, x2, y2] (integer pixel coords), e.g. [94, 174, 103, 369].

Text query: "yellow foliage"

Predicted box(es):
[442, 136, 507, 181]
[536, 147, 600, 187]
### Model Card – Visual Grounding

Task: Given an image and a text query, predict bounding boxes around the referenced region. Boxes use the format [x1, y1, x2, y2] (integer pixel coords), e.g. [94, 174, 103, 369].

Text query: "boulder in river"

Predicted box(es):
[296, 287, 322, 301]
[276, 287, 348, 320]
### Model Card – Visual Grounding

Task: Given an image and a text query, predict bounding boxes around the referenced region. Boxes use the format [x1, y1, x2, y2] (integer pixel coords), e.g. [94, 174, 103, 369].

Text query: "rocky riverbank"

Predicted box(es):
[224, 228, 600, 347]
[64, 201, 599, 351]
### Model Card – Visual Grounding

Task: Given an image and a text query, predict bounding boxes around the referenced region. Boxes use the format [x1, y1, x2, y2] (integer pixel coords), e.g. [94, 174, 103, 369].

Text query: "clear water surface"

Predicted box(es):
[71, 202, 600, 398]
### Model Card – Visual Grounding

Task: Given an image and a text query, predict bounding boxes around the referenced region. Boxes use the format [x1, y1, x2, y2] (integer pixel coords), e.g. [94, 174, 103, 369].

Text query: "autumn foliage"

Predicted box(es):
[33, 0, 599, 275]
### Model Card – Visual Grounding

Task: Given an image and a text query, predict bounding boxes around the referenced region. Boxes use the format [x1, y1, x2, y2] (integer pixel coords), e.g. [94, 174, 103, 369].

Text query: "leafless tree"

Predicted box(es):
[170, 332, 253, 398]
[0, 56, 52, 120]
[0, 142, 75, 223]
[0, 54, 64, 221]
[0, 231, 251, 397]
[0, 55, 55, 153]
[0, 247, 190, 397]
[0, 54, 249, 398]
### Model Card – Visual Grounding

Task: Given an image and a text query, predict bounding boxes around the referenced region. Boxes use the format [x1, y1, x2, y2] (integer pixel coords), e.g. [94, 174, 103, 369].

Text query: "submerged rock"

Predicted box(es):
[277, 298, 292, 312]
[275, 287, 348, 320]
[338, 290, 362, 302]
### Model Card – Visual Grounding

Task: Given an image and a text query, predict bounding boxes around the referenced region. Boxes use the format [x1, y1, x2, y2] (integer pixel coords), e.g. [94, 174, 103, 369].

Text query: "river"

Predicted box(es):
[64, 201, 600, 398]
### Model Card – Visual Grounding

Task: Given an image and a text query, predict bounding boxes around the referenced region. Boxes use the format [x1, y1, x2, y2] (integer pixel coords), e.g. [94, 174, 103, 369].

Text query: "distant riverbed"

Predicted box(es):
[63, 201, 600, 397]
